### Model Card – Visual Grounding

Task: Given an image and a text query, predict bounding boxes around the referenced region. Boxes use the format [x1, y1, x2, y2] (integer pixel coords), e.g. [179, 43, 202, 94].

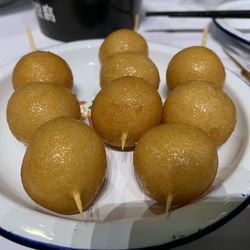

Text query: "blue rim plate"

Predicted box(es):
[213, 0, 250, 47]
[0, 40, 250, 249]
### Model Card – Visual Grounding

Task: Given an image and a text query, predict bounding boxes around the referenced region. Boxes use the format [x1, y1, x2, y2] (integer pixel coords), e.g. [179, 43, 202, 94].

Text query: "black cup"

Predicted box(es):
[32, 0, 141, 41]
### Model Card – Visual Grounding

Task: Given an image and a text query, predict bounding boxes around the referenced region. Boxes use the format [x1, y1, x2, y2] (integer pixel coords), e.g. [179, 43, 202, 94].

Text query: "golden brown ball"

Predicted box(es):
[163, 81, 236, 146]
[100, 52, 160, 88]
[99, 29, 148, 63]
[21, 117, 107, 215]
[134, 123, 218, 207]
[166, 46, 225, 90]
[92, 76, 163, 149]
[12, 51, 73, 90]
[6, 82, 80, 144]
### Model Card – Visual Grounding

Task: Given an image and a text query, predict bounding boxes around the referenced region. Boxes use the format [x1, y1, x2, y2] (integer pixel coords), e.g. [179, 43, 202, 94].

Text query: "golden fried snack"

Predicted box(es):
[99, 29, 148, 63]
[13, 51, 73, 90]
[166, 46, 225, 90]
[134, 123, 218, 208]
[100, 52, 160, 88]
[163, 81, 236, 146]
[7, 82, 80, 144]
[92, 76, 163, 149]
[21, 117, 107, 215]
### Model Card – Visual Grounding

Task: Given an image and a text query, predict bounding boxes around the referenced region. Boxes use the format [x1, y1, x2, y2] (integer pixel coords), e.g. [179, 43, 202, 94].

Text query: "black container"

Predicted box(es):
[32, 0, 141, 41]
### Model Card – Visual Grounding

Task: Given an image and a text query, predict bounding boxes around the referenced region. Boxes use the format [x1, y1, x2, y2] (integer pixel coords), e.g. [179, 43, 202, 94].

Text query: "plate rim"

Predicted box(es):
[213, 0, 250, 46]
[0, 39, 250, 250]
[0, 197, 249, 250]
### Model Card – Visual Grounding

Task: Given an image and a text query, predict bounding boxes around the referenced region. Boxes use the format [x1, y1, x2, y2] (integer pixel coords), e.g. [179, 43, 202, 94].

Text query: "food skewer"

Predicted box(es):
[120, 132, 128, 150]
[73, 191, 83, 215]
[133, 14, 140, 31]
[26, 27, 37, 52]
[201, 25, 209, 47]
[165, 193, 173, 214]
[223, 48, 250, 83]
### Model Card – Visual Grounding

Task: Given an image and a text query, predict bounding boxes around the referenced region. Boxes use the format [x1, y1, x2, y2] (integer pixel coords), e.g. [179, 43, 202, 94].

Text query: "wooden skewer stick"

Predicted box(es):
[242, 69, 250, 82]
[73, 191, 83, 215]
[165, 193, 173, 214]
[201, 25, 209, 47]
[26, 27, 37, 52]
[223, 49, 250, 83]
[120, 132, 128, 150]
[133, 14, 140, 31]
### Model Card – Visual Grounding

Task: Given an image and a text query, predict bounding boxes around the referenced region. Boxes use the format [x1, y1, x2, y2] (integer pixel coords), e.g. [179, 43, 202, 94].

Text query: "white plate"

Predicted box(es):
[0, 40, 250, 249]
[214, 0, 250, 48]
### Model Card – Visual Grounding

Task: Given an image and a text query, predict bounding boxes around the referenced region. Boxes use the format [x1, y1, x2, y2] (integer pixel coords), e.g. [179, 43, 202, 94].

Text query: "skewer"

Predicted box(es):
[133, 14, 140, 31]
[165, 193, 173, 213]
[73, 191, 83, 215]
[242, 69, 250, 82]
[26, 27, 37, 51]
[120, 132, 128, 150]
[223, 48, 250, 83]
[201, 25, 209, 47]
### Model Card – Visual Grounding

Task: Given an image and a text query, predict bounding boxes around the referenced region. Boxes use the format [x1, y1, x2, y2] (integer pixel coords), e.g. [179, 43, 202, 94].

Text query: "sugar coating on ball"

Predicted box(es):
[163, 81, 236, 146]
[134, 123, 218, 206]
[166, 46, 225, 90]
[99, 29, 148, 63]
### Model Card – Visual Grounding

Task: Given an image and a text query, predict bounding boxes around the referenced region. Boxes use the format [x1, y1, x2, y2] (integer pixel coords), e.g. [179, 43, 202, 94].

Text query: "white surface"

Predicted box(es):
[0, 0, 250, 249]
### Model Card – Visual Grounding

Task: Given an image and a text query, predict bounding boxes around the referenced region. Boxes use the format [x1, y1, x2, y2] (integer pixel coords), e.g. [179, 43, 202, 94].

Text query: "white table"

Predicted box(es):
[0, 0, 249, 249]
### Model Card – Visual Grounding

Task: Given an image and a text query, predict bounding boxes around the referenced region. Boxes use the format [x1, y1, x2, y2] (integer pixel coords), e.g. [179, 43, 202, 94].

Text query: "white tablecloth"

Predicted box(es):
[0, 0, 249, 249]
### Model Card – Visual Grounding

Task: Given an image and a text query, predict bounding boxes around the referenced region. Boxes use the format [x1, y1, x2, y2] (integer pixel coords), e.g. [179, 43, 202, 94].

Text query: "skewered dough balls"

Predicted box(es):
[6, 82, 80, 144]
[99, 29, 148, 63]
[163, 81, 236, 146]
[12, 51, 73, 90]
[92, 76, 163, 149]
[21, 117, 107, 214]
[134, 123, 218, 207]
[166, 46, 225, 90]
[100, 52, 160, 88]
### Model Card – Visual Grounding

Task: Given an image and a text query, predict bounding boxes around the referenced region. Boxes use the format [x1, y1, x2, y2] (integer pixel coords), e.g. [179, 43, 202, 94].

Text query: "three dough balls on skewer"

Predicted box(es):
[9, 42, 108, 215]
[21, 117, 107, 215]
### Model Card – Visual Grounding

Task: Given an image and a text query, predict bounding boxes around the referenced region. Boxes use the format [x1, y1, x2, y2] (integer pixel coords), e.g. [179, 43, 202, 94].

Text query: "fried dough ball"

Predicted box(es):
[166, 46, 225, 90]
[163, 81, 236, 146]
[12, 51, 73, 90]
[134, 123, 218, 207]
[100, 52, 160, 88]
[99, 29, 148, 63]
[6, 82, 80, 144]
[21, 117, 107, 214]
[92, 76, 163, 149]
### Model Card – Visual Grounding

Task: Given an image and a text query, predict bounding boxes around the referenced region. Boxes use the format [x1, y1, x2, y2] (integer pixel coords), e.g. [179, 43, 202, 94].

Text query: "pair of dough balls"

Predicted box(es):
[12, 50, 73, 90]
[167, 46, 225, 90]
[99, 29, 160, 89]
[7, 82, 80, 144]
[163, 81, 236, 146]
